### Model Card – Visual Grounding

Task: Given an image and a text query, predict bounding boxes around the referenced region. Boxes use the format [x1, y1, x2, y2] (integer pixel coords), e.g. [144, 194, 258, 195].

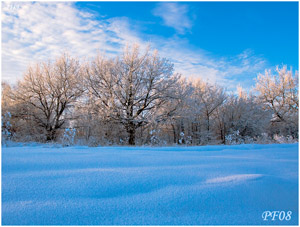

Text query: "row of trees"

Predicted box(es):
[2, 45, 298, 146]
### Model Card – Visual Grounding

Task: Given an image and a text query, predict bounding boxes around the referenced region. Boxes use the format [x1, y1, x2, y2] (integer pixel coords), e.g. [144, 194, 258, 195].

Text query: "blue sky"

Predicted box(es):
[2, 1, 298, 90]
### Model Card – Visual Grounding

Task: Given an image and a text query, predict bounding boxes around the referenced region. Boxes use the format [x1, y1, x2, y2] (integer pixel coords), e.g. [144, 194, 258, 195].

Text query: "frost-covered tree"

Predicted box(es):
[155, 78, 192, 144]
[2, 112, 12, 145]
[4, 48, 297, 145]
[1, 82, 22, 141]
[255, 66, 298, 138]
[73, 90, 127, 146]
[190, 80, 226, 143]
[84, 45, 180, 145]
[2, 82, 12, 111]
[216, 91, 270, 144]
[11, 54, 84, 141]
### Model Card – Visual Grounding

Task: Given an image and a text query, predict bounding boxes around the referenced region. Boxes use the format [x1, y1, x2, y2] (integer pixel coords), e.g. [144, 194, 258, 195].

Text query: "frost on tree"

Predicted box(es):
[11, 54, 84, 141]
[84, 44, 181, 145]
[2, 112, 12, 145]
[255, 66, 298, 138]
[3, 49, 298, 145]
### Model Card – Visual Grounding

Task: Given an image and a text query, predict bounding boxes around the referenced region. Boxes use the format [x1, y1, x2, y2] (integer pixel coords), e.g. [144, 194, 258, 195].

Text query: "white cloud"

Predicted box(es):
[152, 3, 193, 34]
[150, 38, 266, 90]
[2, 2, 141, 83]
[1, 2, 267, 90]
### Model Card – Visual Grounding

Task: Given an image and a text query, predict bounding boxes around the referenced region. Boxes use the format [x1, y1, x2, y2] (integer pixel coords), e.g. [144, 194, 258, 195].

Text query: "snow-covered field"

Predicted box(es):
[2, 143, 298, 225]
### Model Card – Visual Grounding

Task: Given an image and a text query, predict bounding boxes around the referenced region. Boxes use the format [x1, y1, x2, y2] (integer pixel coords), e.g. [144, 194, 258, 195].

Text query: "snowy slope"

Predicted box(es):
[2, 143, 298, 225]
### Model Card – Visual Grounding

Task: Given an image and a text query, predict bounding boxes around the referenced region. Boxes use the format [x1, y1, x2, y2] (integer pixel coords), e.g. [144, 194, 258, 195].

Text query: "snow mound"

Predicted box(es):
[206, 174, 263, 184]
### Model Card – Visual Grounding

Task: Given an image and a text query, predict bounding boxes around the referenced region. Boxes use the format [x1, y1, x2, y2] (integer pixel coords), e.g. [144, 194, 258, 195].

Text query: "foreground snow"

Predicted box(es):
[2, 143, 298, 225]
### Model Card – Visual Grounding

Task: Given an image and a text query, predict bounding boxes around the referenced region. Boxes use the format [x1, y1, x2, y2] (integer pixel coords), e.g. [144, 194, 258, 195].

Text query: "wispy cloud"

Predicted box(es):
[2, 2, 142, 83]
[147, 37, 266, 90]
[2, 2, 267, 90]
[152, 3, 193, 34]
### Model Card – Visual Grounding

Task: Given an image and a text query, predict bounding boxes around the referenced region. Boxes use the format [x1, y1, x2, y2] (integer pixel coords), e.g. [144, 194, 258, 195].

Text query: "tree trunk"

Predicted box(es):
[207, 114, 210, 143]
[127, 123, 136, 145]
[171, 123, 176, 144]
[180, 120, 185, 144]
[46, 128, 56, 141]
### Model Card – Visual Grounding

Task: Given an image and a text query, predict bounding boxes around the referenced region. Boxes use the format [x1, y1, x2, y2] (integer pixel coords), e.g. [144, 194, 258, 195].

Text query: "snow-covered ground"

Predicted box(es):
[2, 143, 298, 225]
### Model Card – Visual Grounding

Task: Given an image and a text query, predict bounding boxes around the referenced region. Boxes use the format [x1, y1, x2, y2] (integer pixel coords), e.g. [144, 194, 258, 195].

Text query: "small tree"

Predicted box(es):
[190, 80, 226, 143]
[255, 66, 298, 138]
[2, 112, 12, 145]
[218, 92, 270, 144]
[11, 54, 84, 141]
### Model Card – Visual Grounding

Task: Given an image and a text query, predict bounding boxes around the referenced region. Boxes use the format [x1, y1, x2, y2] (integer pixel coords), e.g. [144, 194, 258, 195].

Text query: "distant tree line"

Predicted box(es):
[2, 45, 298, 146]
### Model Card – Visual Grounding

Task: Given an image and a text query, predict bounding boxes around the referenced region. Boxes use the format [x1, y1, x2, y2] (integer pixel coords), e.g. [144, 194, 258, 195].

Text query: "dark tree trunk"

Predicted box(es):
[171, 123, 176, 144]
[127, 122, 136, 145]
[206, 114, 210, 143]
[180, 120, 185, 144]
[46, 128, 56, 141]
[222, 124, 226, 144]
[220, 129, 224, 144]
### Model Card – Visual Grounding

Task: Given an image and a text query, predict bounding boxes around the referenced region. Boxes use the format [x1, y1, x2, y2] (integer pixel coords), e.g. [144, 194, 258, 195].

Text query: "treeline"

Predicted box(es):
[2, 45, 298, 146]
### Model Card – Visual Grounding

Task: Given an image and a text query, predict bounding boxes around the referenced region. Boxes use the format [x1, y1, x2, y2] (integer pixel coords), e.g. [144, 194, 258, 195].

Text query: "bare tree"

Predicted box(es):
[84, 45, 180, 145]
[160, 78, 193, 144]
[215, 91, 270, 144]
[2, 82, 12, 111]
[255, 66, 298, 122]
[190, 80, 226, 143]
[11, 53, 84, 141]
[255, 66, 298, 138]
